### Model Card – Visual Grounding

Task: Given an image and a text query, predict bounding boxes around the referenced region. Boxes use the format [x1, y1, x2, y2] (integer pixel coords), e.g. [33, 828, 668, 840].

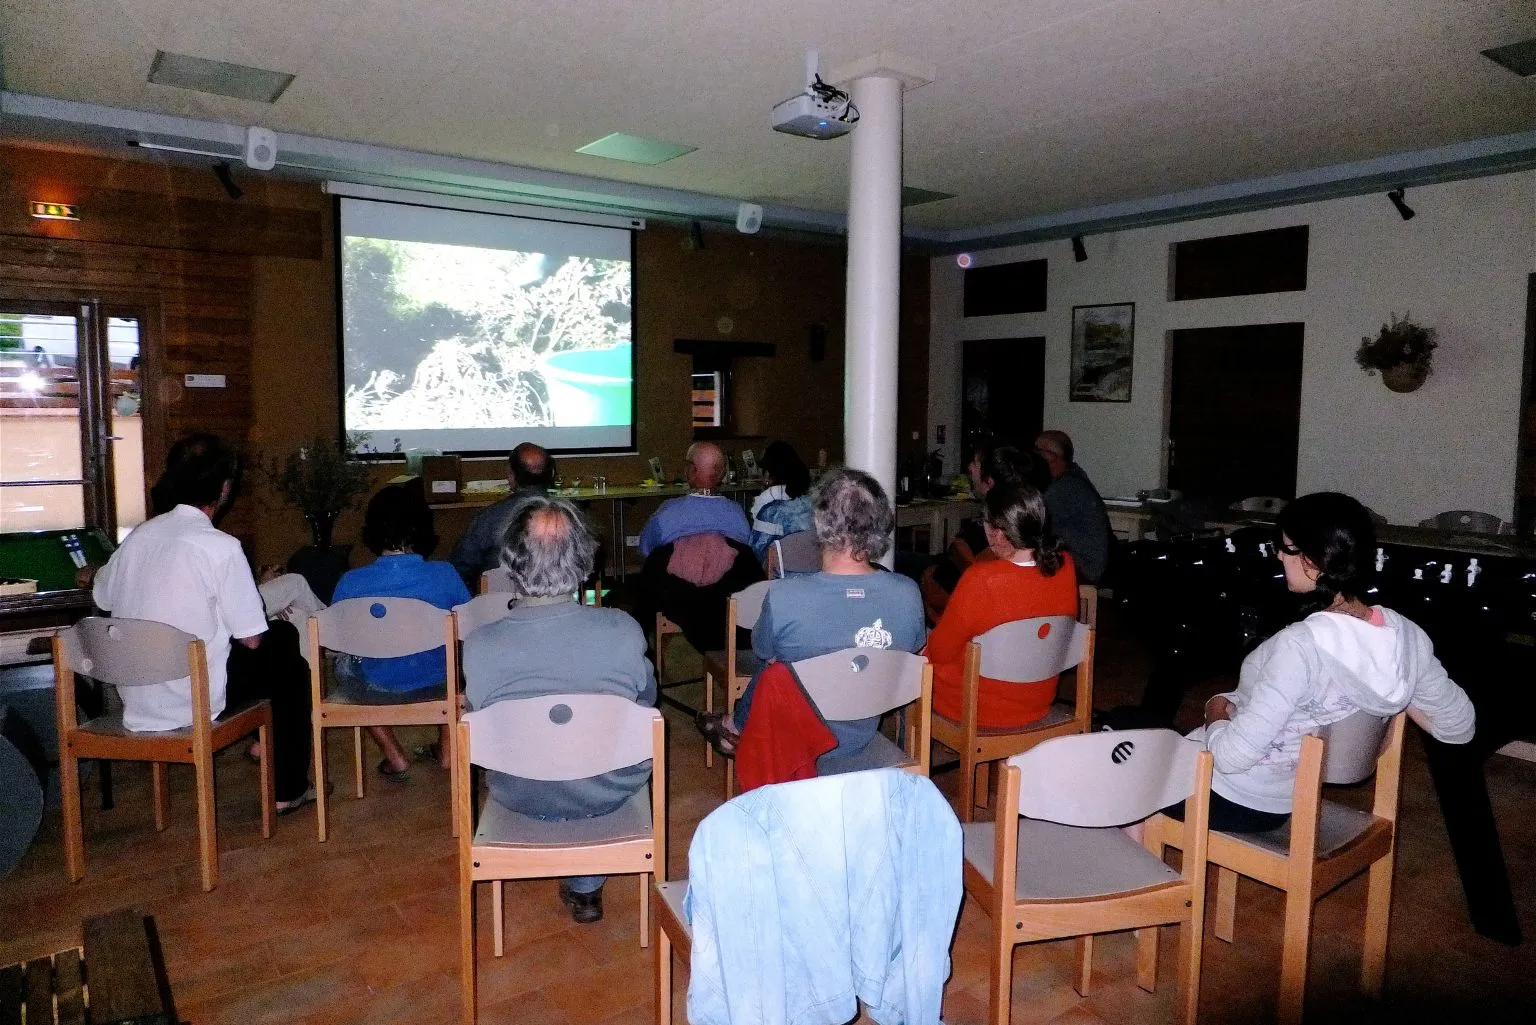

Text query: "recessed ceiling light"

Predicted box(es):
[1482, 38, 1536, 77]
[148, 51, 295, 103]
[902, 186, 957, 208]
[576, 133, 696, 165]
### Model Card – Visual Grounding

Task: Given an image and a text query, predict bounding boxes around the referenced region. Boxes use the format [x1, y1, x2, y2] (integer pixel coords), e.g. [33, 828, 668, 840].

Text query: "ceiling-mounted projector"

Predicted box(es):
[771, 50, 858, 140]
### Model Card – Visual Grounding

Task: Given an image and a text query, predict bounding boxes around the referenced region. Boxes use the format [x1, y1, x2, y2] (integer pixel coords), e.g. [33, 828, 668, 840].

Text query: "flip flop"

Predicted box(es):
[377, 759, 411, 783]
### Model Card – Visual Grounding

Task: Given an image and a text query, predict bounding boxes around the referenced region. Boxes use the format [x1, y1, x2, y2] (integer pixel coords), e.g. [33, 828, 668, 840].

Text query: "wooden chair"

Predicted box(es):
[963, 730, 1212, 1025]
[791, 647, 933, 779]
[481, 568, 603, 605]
[700, 579, 772, 782]
[1145, 711, 1406, 1025]
[454, 592, 519, 640]
[931, 614, 1095, 822]
[1077, 583, 1099, 630]
[52, 617, 273, 892]
[654, 612, 685, 681]
[767, 529, 819, 578]
[455, 693, 665, 1025]
[306, 597, 458, 842]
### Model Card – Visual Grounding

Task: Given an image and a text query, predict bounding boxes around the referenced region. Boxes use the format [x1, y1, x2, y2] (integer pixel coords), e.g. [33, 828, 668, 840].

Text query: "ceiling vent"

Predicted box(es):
[576, 133, 696, 165]
[148, 51, 295, 103]
[1481, 38, 1536, 77]
[901, 186, 957, 208]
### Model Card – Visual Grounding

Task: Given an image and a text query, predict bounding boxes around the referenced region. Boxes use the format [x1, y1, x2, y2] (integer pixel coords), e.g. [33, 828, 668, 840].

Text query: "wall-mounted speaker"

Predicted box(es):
[244, 126, 277, 170]
[808, 322, 827, 362]
[735, 202, 763, 234]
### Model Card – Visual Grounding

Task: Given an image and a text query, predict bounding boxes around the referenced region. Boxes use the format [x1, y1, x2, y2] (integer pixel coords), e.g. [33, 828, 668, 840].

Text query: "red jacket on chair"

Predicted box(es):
[735, 661, 837, 793]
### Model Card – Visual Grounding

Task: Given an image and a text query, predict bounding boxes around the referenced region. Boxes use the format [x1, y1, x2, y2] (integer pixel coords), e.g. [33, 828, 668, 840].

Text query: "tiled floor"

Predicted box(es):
[2, 607, 1533, 1024]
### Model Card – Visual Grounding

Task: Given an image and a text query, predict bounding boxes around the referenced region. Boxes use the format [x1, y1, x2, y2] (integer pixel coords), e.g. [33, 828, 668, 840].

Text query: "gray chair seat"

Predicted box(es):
[934, 701, 1074, 735]
[76, 698, 267, 739]
[475, 786, 651, 847]
[656, 879, 690, 937]
[1220, 800, 1377, 858]
[965, 818, 1182, 899]
[817, 732, 911, 776]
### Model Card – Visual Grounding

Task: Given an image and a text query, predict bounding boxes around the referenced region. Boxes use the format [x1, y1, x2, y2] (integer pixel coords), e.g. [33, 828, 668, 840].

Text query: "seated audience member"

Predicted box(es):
[696, 467, 925, 759]
[925, 484, 1079, 729]
[636, 442, 750, 557]
[448, 442, 555, 585]
[747, 441, 814, 559]
[1163, 492, 1475, 833]
[1034, 430, 1113, 584]
[920, 443, 1047, 621]
[92, 433, 317, 813]
[330, 485, 470, 781]
[463, 497, 657, 924]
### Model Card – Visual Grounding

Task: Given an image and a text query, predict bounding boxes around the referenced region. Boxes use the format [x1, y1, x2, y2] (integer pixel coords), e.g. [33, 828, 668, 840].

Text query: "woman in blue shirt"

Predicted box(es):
[331, 484, 470, 781]
[748, 441, 814, 560]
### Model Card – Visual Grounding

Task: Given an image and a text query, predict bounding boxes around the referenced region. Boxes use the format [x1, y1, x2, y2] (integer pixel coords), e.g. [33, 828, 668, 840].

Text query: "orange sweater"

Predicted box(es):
[924, 555, 1079, 729]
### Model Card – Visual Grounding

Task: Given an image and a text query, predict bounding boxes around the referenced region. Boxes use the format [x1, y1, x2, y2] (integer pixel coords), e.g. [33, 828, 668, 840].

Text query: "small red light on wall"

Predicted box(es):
[30, 201, 79, 221]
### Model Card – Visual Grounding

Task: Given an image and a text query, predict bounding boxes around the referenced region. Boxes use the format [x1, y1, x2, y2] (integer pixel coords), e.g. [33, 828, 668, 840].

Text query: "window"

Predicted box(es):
[1171, 225, 1309, 301]
[963, 259, 1048, 317]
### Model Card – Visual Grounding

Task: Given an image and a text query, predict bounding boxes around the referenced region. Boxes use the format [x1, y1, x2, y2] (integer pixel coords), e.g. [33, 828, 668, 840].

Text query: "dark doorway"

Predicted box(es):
[961, 337, 1045, 460]
[1167, 323, 1304, 507]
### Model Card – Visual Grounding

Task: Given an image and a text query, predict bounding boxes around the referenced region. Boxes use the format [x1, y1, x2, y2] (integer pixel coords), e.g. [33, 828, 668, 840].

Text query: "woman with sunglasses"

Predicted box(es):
[1166, 491, 1476, 832]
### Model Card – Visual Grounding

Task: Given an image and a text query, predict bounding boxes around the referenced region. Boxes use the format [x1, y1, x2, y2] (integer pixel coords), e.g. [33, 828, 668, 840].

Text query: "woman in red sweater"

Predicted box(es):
[925, 483, 1079, 728]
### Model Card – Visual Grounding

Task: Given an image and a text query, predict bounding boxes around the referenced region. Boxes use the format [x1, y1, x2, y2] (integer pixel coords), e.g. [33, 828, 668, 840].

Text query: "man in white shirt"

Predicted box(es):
[93, 434, 316, 812]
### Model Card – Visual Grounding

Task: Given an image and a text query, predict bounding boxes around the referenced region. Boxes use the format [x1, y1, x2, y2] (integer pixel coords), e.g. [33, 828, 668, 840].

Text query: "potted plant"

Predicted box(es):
[1355, 313, 1437, 393]
[263, 433, 372, 550]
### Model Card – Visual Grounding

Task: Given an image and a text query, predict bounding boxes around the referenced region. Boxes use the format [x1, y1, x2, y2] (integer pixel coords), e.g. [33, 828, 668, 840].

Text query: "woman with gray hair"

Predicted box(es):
[697, 467, 925, 759]
[462, 496, 657, 925]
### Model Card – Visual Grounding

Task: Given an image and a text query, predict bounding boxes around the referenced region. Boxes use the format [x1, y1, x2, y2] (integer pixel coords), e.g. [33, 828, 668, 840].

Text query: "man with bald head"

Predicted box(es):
[637, 442, 750, 556]
[449, 441, 556, 585]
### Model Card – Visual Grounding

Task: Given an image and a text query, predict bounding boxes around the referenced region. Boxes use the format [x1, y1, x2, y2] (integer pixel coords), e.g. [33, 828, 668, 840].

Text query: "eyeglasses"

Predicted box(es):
[1277, 540, 1302, 556]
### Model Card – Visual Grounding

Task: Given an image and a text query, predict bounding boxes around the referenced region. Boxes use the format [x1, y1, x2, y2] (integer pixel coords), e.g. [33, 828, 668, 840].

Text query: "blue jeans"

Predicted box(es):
[566, 875, 604, 893]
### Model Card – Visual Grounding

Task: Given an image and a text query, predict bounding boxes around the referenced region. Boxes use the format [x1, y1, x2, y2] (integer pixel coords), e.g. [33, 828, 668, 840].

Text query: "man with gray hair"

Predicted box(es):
[462, 496, 656, 925]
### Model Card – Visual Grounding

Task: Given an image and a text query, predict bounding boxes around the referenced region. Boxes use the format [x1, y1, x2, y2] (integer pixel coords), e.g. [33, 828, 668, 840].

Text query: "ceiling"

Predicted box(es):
[1, 0, 1533, 232]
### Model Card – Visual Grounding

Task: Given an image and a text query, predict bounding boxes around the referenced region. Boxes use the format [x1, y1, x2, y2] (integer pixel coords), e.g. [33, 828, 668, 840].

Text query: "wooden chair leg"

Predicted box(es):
[1214, 866, 1238, 943]
[151, 762, 169, 832]
[193, 749, 217, 892]
[654, 902, 673, 1025]
[639, 873, 650, 949]
[1135, 926, 1159, 992]
[492, 881, 505, 957]
[460, 873, 477, 1025]
[957, 753, 977, 823]
[988, 939, 1014, 1025]
[314, 721, 329, 843]
[975, 762, 995, 814]
[1277, 887, 1315, 1025]
[1361, 854, 1395, 997]
[258, 721, 274, 840]
[704, 671, 715, 769]
[1177, 905, 1205, 1025]
[352, 726, 365, 799]
[1073, 935, 1093, 996]
[447, 723, 459, 840]
[724, 758, 735, 799]
[59, 743, 85, 883]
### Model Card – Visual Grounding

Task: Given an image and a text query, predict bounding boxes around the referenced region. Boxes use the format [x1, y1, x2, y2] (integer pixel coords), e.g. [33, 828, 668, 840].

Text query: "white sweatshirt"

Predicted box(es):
[1198, 607, 1476, 813]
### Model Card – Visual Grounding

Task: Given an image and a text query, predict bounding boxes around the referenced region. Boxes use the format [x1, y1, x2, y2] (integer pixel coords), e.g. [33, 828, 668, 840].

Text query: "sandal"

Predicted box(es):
[411, 743, 442, 763]
[695, 712, 740, 757]
[377, 759, 411, 783]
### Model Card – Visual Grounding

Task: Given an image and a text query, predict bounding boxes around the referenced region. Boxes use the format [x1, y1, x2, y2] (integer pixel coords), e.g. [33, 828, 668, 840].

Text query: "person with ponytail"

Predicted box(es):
[1162, 491, 1476, 832]
[924, 482, 1079, 729]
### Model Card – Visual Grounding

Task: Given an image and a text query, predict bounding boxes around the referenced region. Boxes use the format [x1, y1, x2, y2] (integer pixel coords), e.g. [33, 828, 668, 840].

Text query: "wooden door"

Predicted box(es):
[961, 338, 1044, 459]
[1167, 323, 1304, 507]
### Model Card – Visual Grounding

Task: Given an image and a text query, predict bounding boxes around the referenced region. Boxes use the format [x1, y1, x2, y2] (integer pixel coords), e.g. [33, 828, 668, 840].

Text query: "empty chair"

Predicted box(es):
[456, 693, 664, 1025]
[1145, 711, 1406, 1025]
[930, 615, 1095, 822]
[963, 730, 1212, 1025]
[53, 617, 274, 891]
[1419, 510, 1509, 535]
[700, 579, 771, 783]
[1230, 496, 1290, 516]
[307, 597, 458, 842]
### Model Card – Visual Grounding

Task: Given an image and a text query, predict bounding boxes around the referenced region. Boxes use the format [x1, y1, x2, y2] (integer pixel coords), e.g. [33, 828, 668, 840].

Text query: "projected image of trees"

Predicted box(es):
[342, 237, 631, 436]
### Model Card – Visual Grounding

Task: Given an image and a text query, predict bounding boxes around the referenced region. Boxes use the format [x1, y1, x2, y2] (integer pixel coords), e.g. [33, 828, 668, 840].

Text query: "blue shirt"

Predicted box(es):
[331, 554, 471, 691]
[637, 493, 750, 557]
[748, 491, 814, 557]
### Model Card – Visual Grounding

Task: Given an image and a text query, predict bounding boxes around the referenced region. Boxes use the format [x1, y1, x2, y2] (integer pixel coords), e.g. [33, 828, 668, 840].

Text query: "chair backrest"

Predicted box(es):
[453, 592, 519, 640]
[793, 647, 926, 722]
[480, 567, 513, 594]
[732, 579, 774, 631]
[311, 597, 451, 658]
[772, 530, 821, 577]
[973, 616, 1090, 682]
[57, 617, 201, 687]
[1010, 729, 1203, 827]
[1419, 510, 1506, 535]
[1317, 710, 1391, 786]
[463, 693, 658, 780]
[1231, 496, 1289, 515]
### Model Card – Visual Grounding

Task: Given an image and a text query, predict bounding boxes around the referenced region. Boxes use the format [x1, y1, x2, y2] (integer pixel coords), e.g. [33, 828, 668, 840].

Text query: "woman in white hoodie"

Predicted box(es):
[1168, 492, 1476, 833]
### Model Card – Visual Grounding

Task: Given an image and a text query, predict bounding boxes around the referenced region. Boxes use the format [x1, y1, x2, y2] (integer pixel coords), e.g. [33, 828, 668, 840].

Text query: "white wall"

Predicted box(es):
[928, 171, 1536, 525]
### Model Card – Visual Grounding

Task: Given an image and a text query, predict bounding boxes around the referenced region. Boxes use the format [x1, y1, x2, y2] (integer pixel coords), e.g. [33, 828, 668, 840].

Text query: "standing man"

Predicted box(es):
[636, 442, 750, 557]
[92, 433, 317, 813]
[1034, 430, 1113, 584]
[448, 441, 555, 586]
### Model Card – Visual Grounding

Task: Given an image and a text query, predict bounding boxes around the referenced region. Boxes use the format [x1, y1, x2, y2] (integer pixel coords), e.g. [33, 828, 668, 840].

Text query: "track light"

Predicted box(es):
[1071, 234, 1087, 262]
[1386, 187, 1415, 221]
[213, 162, 243, 200]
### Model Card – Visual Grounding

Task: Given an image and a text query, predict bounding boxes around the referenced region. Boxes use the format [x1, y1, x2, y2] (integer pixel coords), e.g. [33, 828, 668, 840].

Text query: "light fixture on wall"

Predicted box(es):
[29, 201, 79, 221]
[212, 162, 243, 201]
[1386, 187, 1415, 221]
[1071, 234, 1087, 262]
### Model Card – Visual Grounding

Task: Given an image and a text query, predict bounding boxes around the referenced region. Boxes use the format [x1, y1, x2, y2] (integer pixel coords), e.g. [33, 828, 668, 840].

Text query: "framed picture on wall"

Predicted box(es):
[1069, 303, 1135, 402]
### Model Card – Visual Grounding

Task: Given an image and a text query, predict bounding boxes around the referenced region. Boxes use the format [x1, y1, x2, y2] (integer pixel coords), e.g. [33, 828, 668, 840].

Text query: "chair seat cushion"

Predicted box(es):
[964, 818, 1182, 899]
[816, 733, 910, 776]
[1222, 800, 1377, 858]
[656, 879, 691, 938]
[475, 786, 651, 847]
